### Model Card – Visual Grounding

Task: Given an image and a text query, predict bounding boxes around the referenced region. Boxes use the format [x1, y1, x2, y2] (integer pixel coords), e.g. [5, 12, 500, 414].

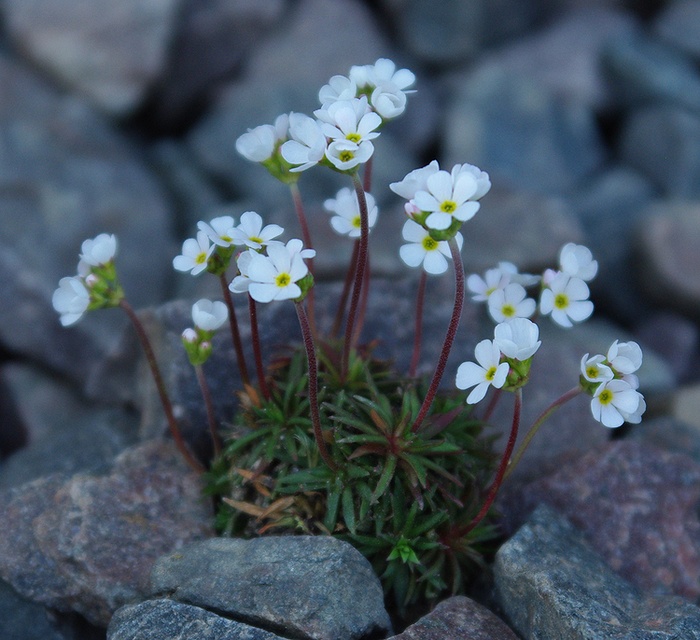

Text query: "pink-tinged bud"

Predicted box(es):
[85, 273, 99, 288]
[181, 328, 197, 343]
[404, 201, 421, 220]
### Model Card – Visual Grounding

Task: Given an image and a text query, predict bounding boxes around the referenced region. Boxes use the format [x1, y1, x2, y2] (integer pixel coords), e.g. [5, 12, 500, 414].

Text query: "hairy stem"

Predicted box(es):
[459, 388, 522, 536]
[331, 240, 359, 338]
[248, 295, 271, 400]
[411, 236, 464, 432]
[409, 271, 427, 378]
[342, 173, 371, 377]
[290, 182, 316, 335]
[295, 301, 337, 471]
[195, 363, 221, 457]
[119, 300, 203, 473]
[504, 386, 582, 481]
[219, 273, 250, 386]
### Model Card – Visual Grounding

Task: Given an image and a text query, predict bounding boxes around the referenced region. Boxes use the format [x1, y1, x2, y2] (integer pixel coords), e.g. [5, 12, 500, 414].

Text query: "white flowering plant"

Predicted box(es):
[53, 59, 646, 618]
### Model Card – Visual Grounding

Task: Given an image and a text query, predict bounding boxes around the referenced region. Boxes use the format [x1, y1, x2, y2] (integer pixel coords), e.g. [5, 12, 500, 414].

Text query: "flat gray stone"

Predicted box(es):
[108, 599, 286, 640]
[150, 536, 392, 640]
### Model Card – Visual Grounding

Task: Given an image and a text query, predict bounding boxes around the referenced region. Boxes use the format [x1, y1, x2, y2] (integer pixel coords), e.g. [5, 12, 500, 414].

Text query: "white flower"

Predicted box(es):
[450, 163, 491, 201]
[182, 327, 197, 343]
[52, 276, 90, 326]
[325, 139, 374, 171]
[78, 233, 117, 273]
[350, 59, 415, 119]
[399, 220, 463, 275]
[192, 299, 228, 332]
[590, 379, 642, 428]
[229, 211, 284, 250]
[280, 113, 327, 172]
[497, 261, 541, 288]
[467, 267, 510, 302]
[197, 215, 236, 248]
[390, 161, 440, 200]
[494, 318, 541, 361]
[580, 353, 614, 383]
[229, 250, 255, 294]
[412, 169, 482, 231]
[319, 75, 357, 106]
[559, 243, 598, 281]
[369, 84, 408, 119]
[245, 241, 311, 303]
[173, 231, 215, 276]
[316, 97, 381, 146]
[607, 340, 643, 375]
[455, 339, 510, 404]
[539, 272, 593, 328]
[620, 394, 646, 424]
[284, 238, 316, 261]
[235, 114, 289, 163]
[487, 283, 536, 323]
[323, 188, 378, 237]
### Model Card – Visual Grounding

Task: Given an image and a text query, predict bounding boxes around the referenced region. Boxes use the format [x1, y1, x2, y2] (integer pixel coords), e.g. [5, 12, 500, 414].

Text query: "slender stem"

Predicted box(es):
[459, 388, 522, 536]
[481, 387, 503, 424]
[352, 250, 371, 347]
[409, 271, 427, 378]
[411, 237, 465, 433]
[119, 300, 204, 473]
[342, 173, 370, 377]
[219, 273, 250, 386]
[195, 363, 221, 457]
[331, 240, 359, 338]
[295, 301, 337, 471]
[290, 182, 316, 335]
[504, 386, 582, 481]
[363, 154, 373, 193]
[248, 295, 270, 400]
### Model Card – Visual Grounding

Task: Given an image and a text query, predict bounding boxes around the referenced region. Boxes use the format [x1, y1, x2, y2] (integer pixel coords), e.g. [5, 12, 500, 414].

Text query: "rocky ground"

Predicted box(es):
[3, 0, 700, 638]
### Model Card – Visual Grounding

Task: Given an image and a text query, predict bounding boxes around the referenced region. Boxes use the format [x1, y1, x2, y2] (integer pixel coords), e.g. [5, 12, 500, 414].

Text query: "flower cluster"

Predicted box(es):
[580, 340, 646, 428]
[52, 233, 121, 326]
[236, 58, 414, 177]
[467, 242, 596, 328]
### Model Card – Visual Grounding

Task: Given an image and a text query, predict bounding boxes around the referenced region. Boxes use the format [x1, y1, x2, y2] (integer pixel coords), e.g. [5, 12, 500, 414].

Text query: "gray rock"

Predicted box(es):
[654, 0, 700, 61]
[152, 0, 287, 128]
[150, 536, 392, 640]
[570, 166, 658, 322]
[0, 363, 138, 488]
[627, 415, 700, 463]
[387, 595, 517, 640]
[4, 0, 180, 116]
[603, 29, 700, 112]
[0, 440, 214, 626]
[499, 441, 700, 599]
[459, 186, 584, 274]
[0, 53, 175, 388]
[443, 65, 605, 195]
[495, 504, 700, 639]
[634, 200, 700, 316]
[108, 599, 286, 640]
[471, 7, 638, 111]
[620, 106, 700, 198]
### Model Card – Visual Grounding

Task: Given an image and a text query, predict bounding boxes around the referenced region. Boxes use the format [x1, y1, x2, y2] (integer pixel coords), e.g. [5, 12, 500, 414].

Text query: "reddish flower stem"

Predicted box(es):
[409, 271, 427, 378]
[119, 299, 204, 473]
[290, 182, 316, 335]
[219, 273, 250, 386]
[411, 237, 464, 433]
[352, 251, 371, 347]
[295, 301, 337, 471]
[459, 388, 522, 536]
[342, 173, 370, 377]
[195, 363, 221, 457]
[331, 240, 359, 339]
[248, 295, 271, 400]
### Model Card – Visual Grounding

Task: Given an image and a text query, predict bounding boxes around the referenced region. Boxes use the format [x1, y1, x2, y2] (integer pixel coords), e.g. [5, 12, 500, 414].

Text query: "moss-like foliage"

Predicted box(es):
[205, 340, 499, 614]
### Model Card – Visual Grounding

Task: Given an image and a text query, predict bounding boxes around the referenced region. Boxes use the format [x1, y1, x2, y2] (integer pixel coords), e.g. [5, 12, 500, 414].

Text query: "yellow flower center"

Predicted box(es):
[440, 200, 457, 214]
[275, 273, 291, 288]
[485, 366, 497, 381]
[352, 215, 361, 228]
[195, 252, 208, 265]
[339, 150, 355, 162]
[554, 293, 569, 310]
[249, 236, 263, 244]
[421, 236, 438, 251]
[586, 365, 599, 379]
[501, 304, 516, 318]
[346, 133, 361, 143]
[597, 389, 613, 405]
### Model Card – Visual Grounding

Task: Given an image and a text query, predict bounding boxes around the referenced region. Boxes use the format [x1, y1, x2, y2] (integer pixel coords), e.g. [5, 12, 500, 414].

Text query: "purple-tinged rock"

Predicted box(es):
[495, 504, 700, 639]
[387, 596, 517, 640]
[499, 441, 700, 599]
[0, 440, 214, 626]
